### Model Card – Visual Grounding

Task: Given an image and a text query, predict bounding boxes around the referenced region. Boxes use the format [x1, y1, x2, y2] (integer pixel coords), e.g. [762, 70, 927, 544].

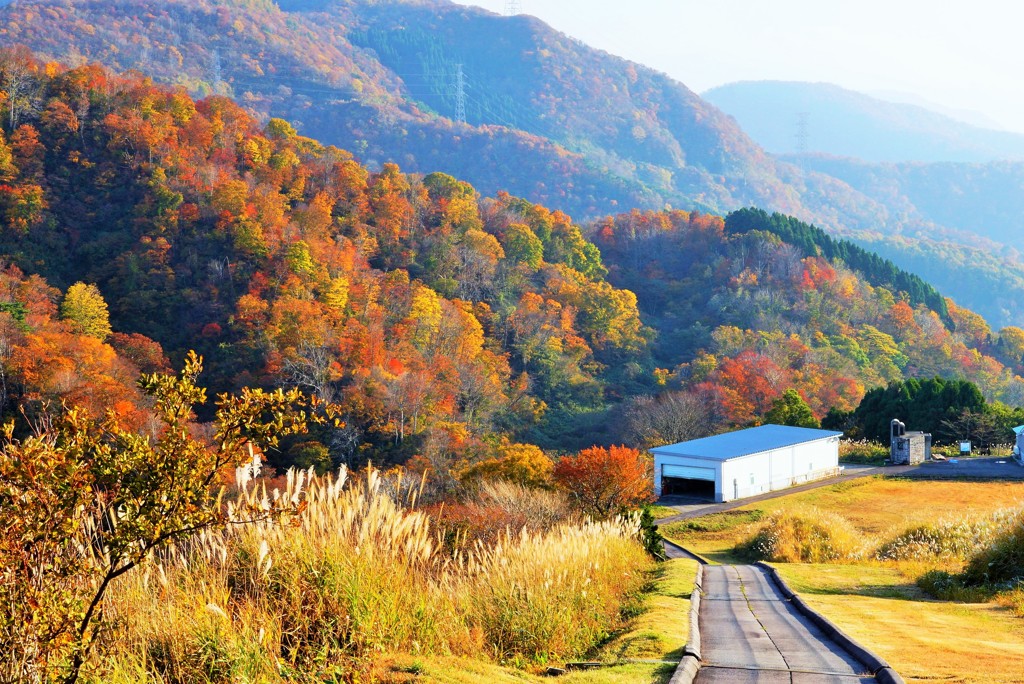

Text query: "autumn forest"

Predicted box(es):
[2, 47, 1024, 471]
[3, 14, 1024, 682]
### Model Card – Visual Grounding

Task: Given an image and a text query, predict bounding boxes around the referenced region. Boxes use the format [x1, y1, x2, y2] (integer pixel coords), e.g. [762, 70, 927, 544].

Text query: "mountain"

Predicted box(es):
[3, 52, 1024, 461]
[0, 48, 654, 456]
[593, 208, 1024, 422]
[787, 155, 1024, 326]
[868, 89, 1007, 131]
[4, 0, 1024, 330]
[0, 0, 803, 218]
[793, 156, 1024, 252]
[703, 81, 1024, 163]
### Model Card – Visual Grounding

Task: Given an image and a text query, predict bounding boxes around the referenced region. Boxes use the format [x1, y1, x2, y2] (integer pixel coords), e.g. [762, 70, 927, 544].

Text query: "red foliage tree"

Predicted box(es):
[553, 445, 654, 518]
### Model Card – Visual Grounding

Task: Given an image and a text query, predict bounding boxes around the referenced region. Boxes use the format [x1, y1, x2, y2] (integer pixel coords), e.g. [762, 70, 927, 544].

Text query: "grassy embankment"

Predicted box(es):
[89, 467, 695, 683]
[378, 556, 698, 684]
[661, 477, 1024, 684]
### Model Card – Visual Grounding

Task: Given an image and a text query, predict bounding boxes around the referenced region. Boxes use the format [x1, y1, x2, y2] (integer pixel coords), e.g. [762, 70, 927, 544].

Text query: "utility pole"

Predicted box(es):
[454, 63, 466, 124]
[794, 111, 810, 154]
[504, 0, 521, 15]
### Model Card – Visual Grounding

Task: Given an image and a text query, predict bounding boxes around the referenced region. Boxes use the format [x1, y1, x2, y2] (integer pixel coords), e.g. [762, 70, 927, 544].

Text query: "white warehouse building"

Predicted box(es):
[651, 424, 843, 502]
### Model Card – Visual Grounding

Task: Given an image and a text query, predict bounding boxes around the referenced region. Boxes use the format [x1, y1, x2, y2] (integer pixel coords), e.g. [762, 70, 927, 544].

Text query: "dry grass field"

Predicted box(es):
[775, 564, 1024, 684]
[661, 476, 1024, 683]
[370, 557, 698, 684]
[662, 476, 1024, 561]
[85, 468, 692, 683]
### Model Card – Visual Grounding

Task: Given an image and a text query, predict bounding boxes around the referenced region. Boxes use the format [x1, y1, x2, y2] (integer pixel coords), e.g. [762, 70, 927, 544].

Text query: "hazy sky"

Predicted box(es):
[454, 0, 1024, 133]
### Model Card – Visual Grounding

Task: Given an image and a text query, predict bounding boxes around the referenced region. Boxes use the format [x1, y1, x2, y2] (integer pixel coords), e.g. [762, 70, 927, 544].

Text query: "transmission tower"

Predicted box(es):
[794, 111, 810, 154]
[454, 63, 466, 124]
[211, 48, 223, 94]
[504, 0, 522, 15]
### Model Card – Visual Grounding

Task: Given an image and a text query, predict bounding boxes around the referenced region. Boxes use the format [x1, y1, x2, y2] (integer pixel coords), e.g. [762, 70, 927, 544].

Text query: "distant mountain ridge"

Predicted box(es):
[703, 80, 1024, 163]
[868, 89, 1006, 131]
[4, 0, 1024, 327]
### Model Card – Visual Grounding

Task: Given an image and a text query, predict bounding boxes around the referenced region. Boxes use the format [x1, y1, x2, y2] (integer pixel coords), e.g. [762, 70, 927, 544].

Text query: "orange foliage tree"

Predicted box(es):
[553, 445, 654, 518]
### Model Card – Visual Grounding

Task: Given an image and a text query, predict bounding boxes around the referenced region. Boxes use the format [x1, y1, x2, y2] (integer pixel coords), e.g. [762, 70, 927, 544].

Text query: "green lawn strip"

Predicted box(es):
[385, 658, 681, 684]
[772, 563, 1024, 684]
[388, 558, 698, 684]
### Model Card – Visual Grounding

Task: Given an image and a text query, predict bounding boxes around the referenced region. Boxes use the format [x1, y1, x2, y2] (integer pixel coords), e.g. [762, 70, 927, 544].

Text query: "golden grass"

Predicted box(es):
[774, 564, 1024, 684]
[92, 467, 654, 682]
[372, 557, 699, 684]
[647, 505, 681, 520]
[737, 508, 867, 563]
[660, 478, 1024, 684]
[778, 478, 1024, 535]
[663, 477, 1024, 562]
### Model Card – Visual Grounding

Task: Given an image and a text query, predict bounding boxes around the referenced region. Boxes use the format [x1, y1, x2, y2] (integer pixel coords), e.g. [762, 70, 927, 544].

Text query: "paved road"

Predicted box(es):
[695, 565, 874, 683]
[906, 456, 1024, 480]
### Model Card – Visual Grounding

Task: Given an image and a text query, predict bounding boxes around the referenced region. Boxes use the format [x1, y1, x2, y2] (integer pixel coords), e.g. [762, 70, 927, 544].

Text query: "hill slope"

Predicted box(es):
[2, 53, 1023, 453]
[704, 81, 1024, 163]
[0, 0, 801, 217]
[3, 0, 1024, 329]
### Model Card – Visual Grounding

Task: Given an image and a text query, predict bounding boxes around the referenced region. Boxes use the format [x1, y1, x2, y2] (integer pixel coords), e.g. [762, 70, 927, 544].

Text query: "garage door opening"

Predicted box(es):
[661, 476, 716, 500]
[660, 463, 716, 501]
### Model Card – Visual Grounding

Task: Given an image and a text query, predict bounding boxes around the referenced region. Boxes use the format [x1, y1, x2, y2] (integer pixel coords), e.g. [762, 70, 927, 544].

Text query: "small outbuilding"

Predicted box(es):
[889, 419, 932, 465]
[652, 424, 843, 503]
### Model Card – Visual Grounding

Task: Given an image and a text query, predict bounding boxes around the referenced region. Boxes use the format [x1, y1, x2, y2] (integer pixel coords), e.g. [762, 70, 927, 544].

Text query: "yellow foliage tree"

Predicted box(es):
[60, 282, 112, 341]
[459, 442, 554, 489]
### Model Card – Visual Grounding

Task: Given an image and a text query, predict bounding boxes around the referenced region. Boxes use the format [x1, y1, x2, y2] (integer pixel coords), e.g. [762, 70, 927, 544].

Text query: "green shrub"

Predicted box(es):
[637, 505, 666, 560]
[916, 570, 991, 603]
[283, 440, 332, 474]
[838, 439, 889, 465]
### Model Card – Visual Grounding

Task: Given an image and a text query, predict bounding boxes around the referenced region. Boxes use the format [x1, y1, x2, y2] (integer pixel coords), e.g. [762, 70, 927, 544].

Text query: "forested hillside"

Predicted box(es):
[6, 0, 1024, 330]
[592, 209, 1024, 431]
[2, 51, 1023, 474]
[0, 0, 696, 217]
[0, 49, 659, 464]
[792, 155, 1024, 327]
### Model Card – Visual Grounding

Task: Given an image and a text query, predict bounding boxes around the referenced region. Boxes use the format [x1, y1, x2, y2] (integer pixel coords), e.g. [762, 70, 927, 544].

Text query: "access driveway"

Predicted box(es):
[695, 565, 875, 683]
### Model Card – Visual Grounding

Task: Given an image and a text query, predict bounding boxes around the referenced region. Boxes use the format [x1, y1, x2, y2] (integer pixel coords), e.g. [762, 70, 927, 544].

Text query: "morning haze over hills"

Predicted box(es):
[703, 80, 1024, 163]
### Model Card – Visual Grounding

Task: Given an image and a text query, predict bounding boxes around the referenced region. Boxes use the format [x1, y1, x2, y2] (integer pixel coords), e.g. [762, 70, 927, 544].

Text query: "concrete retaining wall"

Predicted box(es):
[756, 561, 905, 683]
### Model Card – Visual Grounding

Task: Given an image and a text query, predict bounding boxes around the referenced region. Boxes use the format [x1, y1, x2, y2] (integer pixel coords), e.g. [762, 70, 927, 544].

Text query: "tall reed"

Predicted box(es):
[95, 466, 651, 682]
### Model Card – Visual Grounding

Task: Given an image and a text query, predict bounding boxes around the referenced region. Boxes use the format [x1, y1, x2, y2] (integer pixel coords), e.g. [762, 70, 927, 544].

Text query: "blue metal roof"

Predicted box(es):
[651, 424, 843, 461]
[1013, 425, 1024, 436]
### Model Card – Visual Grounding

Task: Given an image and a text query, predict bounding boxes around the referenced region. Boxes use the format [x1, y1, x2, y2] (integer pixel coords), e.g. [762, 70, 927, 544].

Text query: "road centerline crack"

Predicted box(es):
[733, 565, 793, 675]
